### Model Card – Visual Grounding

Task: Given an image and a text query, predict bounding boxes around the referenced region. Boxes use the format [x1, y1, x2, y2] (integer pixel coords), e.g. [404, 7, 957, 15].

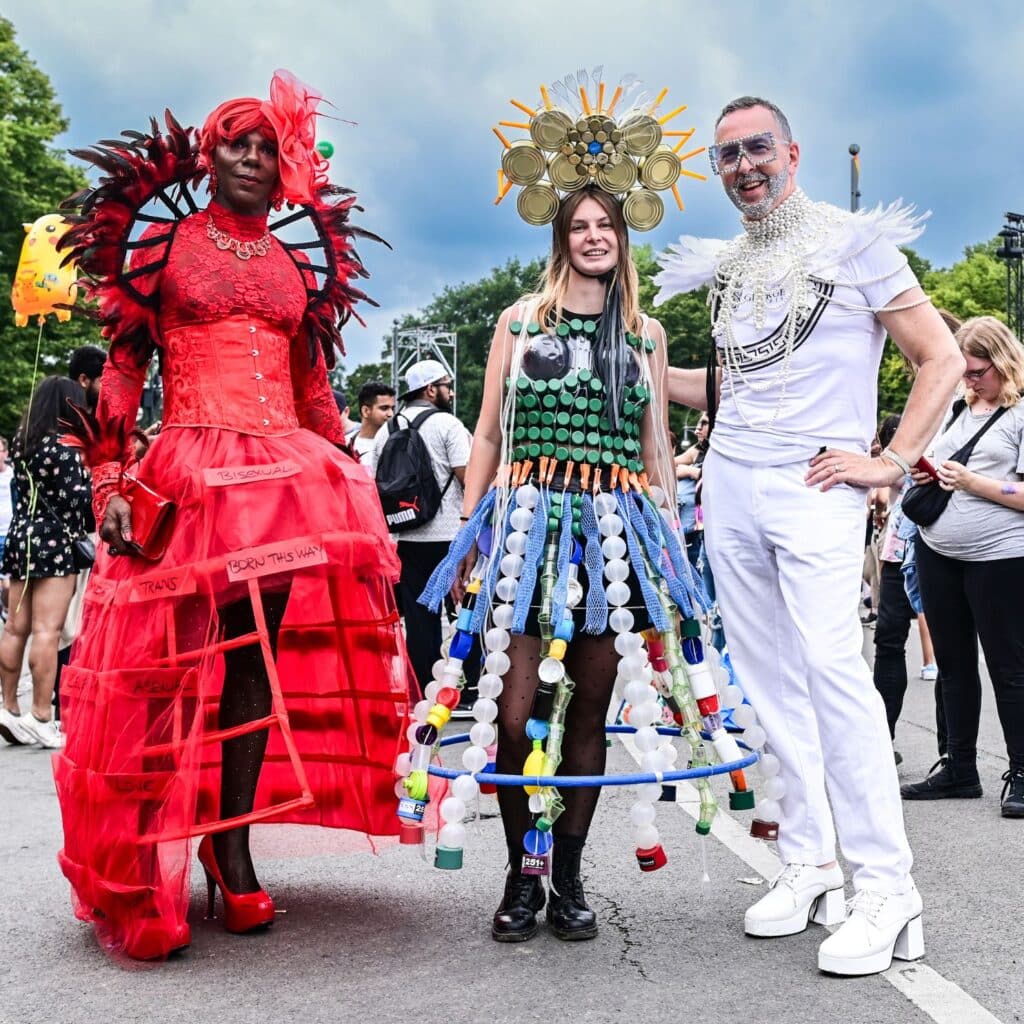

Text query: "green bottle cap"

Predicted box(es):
[645, 337, 656, 353]
[634, 385, 650, 402]
[556, 411, 571, 426]
[516, 375, 531, 391]
[513, 427, 526, 441]
[570, 413, 584, 428]
[527, 443, 541, 457]
[537, 816, 553, 832]
[510, 321, 523, 335]
[569, 318, 583, 332]
[623, 401, 636, 417]
[555, 428, 569, 443]
[571, 430, 585, 445]
[578, 367, 592, 383]
[513, 445, 527, 461]
[559, 391, 574, 407]
[556, 322, 571, 337]
[613, 437, 624, 452]
[527, 427, 541, 441]
[521, 393, 538, 409]
[616, 453, 628, 467]
[586, 413, 599, 428]
[555, 446, 569, 461]
[601, 449, 614, 465]
[565, 373, 578, 389]
[585, 450, 600, 465]
[583, 319, 597, 334]
[541, 442, 555, 456]
[695, 821, 712, 836]
[729, 789, 756, 811]
[590, 378, 604, 394]
[571, 493, 583, 506]
[547, 516, 560, 533]
[541, 411, 555, 426]
[539, 426, 555, 442]
[527, 322, 541, 335]
[574, 395, 589, 410]
[526, 410, 541, 425]
[586, 431, 600, 446]
[540, 395, 555, 409]
[598, 415, 610, 431]
[588, 397, 603, 413]
[550, 492, 563, 507]
[572, 447, 585, 462]
[434, 845, 464, 870]
[682, 618, 701, 637]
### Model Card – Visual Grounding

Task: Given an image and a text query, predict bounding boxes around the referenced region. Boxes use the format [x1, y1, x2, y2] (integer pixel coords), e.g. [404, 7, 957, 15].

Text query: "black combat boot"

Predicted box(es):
[900, 756, 982, 800]
[546, 837, 598, 941]
[491, 863, 546, 942]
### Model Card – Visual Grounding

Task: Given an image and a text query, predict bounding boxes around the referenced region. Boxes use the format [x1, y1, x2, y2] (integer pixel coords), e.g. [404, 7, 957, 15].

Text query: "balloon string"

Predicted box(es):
[14, 321, 46, 616]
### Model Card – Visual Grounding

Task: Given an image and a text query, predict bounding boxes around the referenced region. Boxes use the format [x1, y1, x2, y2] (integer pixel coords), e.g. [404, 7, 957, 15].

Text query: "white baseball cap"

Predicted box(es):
[401, 359, 450, 398]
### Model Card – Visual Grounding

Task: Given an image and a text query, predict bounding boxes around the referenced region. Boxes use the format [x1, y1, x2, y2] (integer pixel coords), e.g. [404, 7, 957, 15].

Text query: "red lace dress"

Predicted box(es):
[53, 203, 414, 958]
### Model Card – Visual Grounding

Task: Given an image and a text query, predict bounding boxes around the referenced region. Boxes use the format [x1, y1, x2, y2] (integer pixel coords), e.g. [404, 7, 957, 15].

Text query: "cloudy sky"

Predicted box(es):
[7, 1, 1023, 369]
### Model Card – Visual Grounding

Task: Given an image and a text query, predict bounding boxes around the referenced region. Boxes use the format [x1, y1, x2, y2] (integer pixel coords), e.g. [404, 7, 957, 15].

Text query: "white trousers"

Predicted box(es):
[702, 451, 913, 892]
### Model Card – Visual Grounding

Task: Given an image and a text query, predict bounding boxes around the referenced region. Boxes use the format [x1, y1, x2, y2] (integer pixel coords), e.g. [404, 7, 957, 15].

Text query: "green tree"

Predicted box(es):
[0, 16, 97, 438]
[923, 239, 1007, 323]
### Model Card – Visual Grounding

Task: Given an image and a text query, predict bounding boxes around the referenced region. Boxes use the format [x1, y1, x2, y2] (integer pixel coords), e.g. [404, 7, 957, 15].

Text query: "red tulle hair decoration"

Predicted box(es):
[199, 69, 329, 206]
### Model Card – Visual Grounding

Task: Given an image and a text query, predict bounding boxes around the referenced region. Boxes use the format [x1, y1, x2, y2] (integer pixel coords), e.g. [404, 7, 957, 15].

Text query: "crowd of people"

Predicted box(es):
[0, 74, 1021, 981]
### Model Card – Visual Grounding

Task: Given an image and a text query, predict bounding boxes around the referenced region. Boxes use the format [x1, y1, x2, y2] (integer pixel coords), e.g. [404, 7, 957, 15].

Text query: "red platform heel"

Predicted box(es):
[197, 835, 275, 934]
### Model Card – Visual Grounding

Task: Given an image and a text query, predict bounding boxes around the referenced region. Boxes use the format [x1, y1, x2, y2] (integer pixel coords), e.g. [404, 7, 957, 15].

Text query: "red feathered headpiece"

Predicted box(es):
[199, 69, 329, 206]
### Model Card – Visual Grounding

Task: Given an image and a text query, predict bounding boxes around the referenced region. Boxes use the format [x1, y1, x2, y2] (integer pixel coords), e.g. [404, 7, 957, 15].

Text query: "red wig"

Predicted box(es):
[199, 69, 329, 206]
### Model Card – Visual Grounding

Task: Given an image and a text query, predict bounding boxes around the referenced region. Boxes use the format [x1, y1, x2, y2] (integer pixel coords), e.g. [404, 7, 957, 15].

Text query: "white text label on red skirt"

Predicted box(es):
[203, 460, 302, 487]
[226, 537, 328, 581]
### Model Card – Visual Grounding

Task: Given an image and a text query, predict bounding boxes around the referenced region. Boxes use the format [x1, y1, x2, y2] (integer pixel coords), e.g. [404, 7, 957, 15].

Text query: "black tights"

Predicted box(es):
[213, 589, 289, 893]
[496, 633, 619, 866]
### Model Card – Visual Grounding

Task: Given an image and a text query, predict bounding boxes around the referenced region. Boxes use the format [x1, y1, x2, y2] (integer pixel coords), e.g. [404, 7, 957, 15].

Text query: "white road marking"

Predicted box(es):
[616, 732, 1005, 1024]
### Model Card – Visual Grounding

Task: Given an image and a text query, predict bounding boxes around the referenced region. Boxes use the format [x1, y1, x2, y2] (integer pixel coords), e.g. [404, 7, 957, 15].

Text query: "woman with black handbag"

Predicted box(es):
[900, 317, 1024, 817]
[0, 376, 91, 750]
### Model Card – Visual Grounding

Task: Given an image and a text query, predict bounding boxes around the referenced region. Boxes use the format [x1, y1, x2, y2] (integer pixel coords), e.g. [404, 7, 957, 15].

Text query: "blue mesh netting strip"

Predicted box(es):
[579, 493, 608, 635]
[471, 497, 514, 633]
[616, 490, 671, 632]
[419, 488, 498, 611]
[548, 495, 575, 630]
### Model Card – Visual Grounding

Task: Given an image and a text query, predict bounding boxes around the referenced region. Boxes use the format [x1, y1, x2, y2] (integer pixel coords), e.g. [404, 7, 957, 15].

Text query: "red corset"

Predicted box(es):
[161, 315, 300, 435]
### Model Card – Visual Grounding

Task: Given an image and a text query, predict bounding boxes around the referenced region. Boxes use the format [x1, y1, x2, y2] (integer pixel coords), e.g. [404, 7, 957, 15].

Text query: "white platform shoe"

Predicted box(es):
[818, 885, 924, 976]
[744, 863, 847, 938]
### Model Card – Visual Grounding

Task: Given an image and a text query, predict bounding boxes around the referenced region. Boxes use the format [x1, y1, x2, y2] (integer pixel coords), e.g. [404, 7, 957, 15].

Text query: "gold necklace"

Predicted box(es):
[206, 216, 272, 260]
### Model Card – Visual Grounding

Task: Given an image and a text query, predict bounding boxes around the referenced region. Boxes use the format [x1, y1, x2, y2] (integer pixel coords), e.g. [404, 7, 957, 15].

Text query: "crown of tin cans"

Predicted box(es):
[492, 69, 706, 231]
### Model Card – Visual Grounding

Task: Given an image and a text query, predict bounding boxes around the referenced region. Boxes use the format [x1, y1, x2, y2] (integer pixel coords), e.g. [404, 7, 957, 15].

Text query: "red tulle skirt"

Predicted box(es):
[54, 425, 415, 959]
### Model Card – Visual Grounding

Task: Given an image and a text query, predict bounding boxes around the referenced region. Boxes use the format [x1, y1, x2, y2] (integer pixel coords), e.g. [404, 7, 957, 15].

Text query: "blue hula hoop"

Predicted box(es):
[428, 723, 760, 788]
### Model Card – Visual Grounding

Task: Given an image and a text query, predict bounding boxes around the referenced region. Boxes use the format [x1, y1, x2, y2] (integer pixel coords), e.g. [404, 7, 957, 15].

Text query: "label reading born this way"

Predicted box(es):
[203, 460, 301, 487]
[226, 536, 328, 582]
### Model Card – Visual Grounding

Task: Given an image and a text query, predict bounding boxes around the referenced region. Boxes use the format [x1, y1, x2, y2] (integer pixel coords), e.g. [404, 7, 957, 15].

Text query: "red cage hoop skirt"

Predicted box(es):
[53, 421, 415, 959]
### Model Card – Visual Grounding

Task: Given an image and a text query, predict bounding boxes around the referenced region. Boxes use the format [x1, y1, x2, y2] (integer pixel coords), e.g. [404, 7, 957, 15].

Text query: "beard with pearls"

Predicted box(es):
[728, 164, 790, 221]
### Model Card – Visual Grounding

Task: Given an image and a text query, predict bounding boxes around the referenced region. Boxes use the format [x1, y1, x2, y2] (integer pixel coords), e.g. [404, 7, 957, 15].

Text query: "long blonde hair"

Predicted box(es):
[530, 189, 643, 334]
[957, 316, 1024, 408]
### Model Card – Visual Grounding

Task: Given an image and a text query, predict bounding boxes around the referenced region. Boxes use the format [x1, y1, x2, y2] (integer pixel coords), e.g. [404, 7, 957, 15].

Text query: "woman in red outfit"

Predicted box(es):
[54, 72, 414, 960]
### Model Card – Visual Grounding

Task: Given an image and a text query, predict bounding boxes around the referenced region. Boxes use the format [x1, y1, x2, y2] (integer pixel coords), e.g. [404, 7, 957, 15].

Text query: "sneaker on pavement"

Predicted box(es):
[920, 664, 938, 682]
[1000, 767, 1024, 818]
[900, 757, 982, 800]
[0, 707, 37, 745]
[744, 863, 846, 937]
[18, 713, 64, 749]
[818, 884, 924, 976]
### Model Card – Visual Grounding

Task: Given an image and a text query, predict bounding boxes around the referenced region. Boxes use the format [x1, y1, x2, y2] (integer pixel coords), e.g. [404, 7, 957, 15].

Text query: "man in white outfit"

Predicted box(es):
[657, 96, 964, 976]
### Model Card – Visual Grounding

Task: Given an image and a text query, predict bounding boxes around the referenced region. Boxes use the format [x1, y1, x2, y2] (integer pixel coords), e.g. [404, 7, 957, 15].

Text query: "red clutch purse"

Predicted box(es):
[121, 473, 177, 561]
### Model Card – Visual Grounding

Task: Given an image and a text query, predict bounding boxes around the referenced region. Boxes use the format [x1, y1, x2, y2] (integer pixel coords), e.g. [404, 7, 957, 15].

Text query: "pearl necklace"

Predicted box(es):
[206, 216, 272, 260]
[712, 189, 845, 429]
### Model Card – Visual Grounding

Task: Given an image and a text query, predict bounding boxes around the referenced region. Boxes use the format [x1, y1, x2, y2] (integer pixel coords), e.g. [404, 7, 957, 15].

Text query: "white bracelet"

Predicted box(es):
[880, 447, 912, 477]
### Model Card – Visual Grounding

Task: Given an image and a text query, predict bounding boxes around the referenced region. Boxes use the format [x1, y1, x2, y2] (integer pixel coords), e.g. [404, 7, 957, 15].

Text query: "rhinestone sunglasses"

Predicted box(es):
[708, 131, 778, 175]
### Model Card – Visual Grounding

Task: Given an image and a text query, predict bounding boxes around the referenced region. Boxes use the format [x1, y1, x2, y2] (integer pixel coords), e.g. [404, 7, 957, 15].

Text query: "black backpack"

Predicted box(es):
[375, 408, 453, 532]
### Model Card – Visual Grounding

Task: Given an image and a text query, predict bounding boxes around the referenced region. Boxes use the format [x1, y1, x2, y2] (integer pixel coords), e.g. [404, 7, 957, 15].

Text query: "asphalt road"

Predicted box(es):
[1, 625, 1020, 1024]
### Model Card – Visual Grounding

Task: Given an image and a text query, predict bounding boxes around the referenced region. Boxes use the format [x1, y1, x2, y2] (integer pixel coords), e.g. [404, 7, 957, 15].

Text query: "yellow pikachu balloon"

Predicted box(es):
[11, 214, 78, 327]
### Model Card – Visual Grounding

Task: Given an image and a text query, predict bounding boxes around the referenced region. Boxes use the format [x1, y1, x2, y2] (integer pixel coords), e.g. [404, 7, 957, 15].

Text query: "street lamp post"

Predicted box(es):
[995, 212, 1024, 339]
